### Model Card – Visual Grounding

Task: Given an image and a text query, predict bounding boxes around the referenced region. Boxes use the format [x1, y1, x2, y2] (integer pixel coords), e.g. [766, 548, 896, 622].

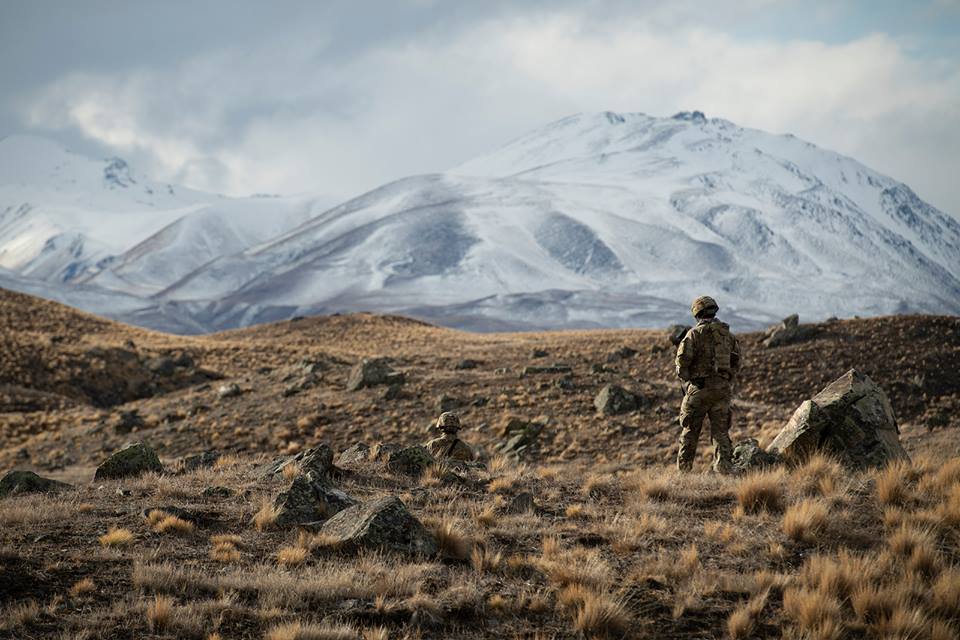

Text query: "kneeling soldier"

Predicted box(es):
[425, 412, 474, 461]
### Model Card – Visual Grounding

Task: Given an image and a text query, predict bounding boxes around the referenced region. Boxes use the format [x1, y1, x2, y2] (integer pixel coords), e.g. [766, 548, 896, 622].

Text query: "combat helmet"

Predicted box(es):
[436, 411, 461, 434]
[690, 295, 719, 319]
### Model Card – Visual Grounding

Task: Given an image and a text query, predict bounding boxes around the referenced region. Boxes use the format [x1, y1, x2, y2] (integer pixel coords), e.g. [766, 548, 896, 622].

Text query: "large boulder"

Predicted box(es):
[767, 369, 910, 468]
[337, 443, 372, 466]
[273, 474, 358, 528]
[497, 417, 545, 456]
[318, 496, 438, 556]
[0, 470, 72, 498]
[346, 358, 405, 391]
[94, 442, 164, 480]
[762, 314, 814, 348]
[594, 384, 639, 415]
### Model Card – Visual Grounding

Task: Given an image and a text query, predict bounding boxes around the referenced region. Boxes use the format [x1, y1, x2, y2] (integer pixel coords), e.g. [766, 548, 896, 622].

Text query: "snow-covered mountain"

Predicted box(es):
[0, 135, 325, 295]
[1, 112, 958, 333]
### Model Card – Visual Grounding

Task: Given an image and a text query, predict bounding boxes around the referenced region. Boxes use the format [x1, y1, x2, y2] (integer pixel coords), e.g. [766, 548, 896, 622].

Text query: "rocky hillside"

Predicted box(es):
[1, 287, 956, 473]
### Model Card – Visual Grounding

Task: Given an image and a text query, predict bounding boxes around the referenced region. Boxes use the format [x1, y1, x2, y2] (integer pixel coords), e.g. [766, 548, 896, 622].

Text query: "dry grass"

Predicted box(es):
[210, 541, 241, 563]
[727, 589, 770, 640]
[782, 499, 830, 543]
[277, 546, 309, 568]
[470, 543, 503, 573]
[68, 577, 96, 598]
[146, 594, 174, 632]
[98, 527, 135, 548]
[792, 453, 844, 497]
[426, 517, 471, 561]
[152, 514, 195, 536]
[253, 499, 281, 531]
[876, 461, 912, 506]
[0, 599, 40, 631]
[265, 621, 359, 640]
[561, 586, 630, 639]
[735, 470, 785, 514]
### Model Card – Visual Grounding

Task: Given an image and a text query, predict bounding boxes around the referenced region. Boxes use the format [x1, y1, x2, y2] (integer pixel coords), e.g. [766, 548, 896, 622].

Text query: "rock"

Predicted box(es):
[95, 442, 164, 480]
[145, 356, 176, 376]
[531, 348, 549, 359]
[273, 474, 358, 528]
[732, 439, 781, 473]
[201, 485, 233, 499]
[0, 470, 71, 498]
[504, 491, 536, 514]
[181, 451, 219, 472]
[346, 358, 405, 391]
[762, 314, 813, 348]
[520, 365, 572, 377]
[594, 384, 639, 415]
[317, 496, 438, 556]
[497, 417, 545, 456]
[113, 409, 144, 434]
[171, 351, 194, 368]
[217, 383, 242, 399]
[338, 443, 372, 466]
[454, 359, 480, 370]
[382, 383, 404, 401]
[264, 445, 336, 478]
[437, 394, 462, 413]
[668, 324, 692, 346]
[282, 373, 320, 397]
[387, 445, 435, 475]
[767, 369, 910, 469]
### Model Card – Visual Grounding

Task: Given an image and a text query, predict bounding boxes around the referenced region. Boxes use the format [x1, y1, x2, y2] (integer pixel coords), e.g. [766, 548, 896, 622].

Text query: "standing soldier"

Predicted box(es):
[675, 296, 742, 473]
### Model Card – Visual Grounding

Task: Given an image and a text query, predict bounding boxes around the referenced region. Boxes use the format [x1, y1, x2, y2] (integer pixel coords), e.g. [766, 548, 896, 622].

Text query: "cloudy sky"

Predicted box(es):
[2, 0, 959, 214]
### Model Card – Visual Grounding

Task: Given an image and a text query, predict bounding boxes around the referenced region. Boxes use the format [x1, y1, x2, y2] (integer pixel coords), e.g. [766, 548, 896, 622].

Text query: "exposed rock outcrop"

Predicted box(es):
[94, 442, 164, 480]
[594, 384, 639, 415]
[767, 369, 910, 468]
[347, 358, 405, 391]
[762, 314, 815, 348]
[0, 470, 72, 498]
[317, 496, 438, 556]
[273, 474, 358, 528]
[732, 439, 781, 473]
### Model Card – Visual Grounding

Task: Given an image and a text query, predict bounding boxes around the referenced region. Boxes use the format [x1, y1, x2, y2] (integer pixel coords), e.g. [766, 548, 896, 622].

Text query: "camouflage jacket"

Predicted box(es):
[675, 318, 742, 383]
[425, 435, 474, 461]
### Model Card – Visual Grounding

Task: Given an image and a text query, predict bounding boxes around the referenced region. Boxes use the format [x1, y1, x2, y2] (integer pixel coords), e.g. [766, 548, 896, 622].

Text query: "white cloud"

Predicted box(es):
[21, 9, 960, 214]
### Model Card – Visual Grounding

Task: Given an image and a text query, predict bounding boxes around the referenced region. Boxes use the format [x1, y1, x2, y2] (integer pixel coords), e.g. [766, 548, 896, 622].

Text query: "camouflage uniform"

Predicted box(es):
[675, 296, 742, 473]
[425, 412, 474, 461]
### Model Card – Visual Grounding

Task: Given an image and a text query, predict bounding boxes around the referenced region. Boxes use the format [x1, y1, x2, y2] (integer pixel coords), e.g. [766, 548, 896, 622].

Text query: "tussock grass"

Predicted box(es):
[426, 517, 471, 561]
[152, 514, 195, 536]
[99, 527, 135, 548]
[782, 499, 830, 543]
[0, 599, 40, 631]
[68, 577, 96, 598]
[265, 621, 358, 640]
[876, 461, 912, 506]
[210, 541, 241, 563]
[277, 546, 309, 568]
[735, 470, 785, 514]
[727, 589, 770, 640]
[560, 585, 630, 639]
[146, 594, 173, 632]
[253, 499, 281, 531]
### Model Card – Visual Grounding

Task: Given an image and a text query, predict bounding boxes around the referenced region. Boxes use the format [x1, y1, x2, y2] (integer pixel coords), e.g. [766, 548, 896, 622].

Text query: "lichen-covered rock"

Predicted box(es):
[732, 439, 781, 473]
[273, 474, 358, 528]
[338, 443, 371, 466]
[181, 450, 219, 473]
[767, 369, 910, 468]
[0, 470, 71, 498]
[346, 358, 405, 391]
[318, 496, 438, 556]
[387, 445, 435, 475]
[94, 442, 164, 480]
[217, 383, 242, 399]
[594, 384, 639, 415]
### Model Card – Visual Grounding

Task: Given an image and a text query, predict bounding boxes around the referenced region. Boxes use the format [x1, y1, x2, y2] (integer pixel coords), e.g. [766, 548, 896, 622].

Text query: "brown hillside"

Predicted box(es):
[1, 288, 957, 473]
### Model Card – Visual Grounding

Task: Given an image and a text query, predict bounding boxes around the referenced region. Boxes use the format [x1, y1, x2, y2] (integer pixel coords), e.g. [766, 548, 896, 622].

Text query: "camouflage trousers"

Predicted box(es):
[677, 382, 733, 473]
